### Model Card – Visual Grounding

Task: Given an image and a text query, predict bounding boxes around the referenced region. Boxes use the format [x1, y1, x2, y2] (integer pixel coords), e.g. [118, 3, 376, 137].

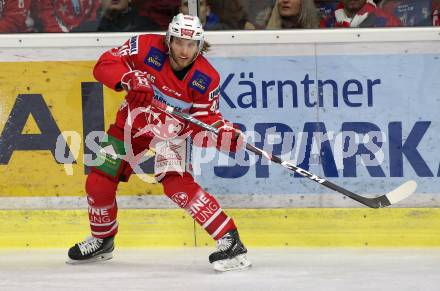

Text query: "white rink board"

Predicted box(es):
[1, 191, 439, 209]
[0, 28, 439, 61]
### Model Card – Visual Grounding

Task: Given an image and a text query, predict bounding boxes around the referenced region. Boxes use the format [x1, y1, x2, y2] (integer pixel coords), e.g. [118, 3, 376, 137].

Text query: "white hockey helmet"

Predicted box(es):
[166, 13, 205, 53]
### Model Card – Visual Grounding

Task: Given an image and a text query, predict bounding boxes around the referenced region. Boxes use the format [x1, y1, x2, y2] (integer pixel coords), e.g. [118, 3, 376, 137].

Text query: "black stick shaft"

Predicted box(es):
[244, 143, 379, 208]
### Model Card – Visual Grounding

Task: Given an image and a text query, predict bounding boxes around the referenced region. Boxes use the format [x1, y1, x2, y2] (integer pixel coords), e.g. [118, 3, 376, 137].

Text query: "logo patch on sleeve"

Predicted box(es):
[189, 70, 212, 94]
[209, 86, 220, 100]
[129, 36, 139, 55]
[144, 47, 165, 71]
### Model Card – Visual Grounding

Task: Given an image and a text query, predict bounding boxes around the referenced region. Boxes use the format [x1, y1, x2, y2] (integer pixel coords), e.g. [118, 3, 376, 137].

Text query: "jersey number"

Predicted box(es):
[210, 99, 219, 112]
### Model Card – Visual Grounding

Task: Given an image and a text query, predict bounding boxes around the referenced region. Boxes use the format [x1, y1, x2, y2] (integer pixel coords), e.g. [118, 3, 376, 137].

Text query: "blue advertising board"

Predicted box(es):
[193, 51, 440, 195]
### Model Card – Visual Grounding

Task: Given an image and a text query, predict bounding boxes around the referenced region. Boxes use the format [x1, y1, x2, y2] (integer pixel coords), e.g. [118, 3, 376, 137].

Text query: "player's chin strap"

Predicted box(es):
[151, 99, 417, 209]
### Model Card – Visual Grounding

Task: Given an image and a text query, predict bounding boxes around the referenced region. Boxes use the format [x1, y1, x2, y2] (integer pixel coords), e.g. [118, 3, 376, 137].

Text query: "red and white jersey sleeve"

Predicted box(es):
[93, 38, 134, 91]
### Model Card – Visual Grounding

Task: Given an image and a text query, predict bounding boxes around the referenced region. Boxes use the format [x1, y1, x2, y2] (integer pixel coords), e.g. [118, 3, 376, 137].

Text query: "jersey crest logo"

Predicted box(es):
[170, 192, 189, 208]
[148, 110, 184, 140]
[144, 47, 165, 71]
[189, 70, 212, 94]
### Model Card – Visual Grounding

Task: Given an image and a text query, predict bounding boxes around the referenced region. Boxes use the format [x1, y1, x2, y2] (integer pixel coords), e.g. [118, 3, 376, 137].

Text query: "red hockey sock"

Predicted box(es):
[85, 171, 119, 238]
[162, 173, 236, 240]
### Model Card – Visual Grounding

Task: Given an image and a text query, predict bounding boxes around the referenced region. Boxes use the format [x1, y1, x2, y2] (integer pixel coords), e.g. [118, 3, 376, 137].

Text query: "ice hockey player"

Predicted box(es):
[67, 13, 251, 272]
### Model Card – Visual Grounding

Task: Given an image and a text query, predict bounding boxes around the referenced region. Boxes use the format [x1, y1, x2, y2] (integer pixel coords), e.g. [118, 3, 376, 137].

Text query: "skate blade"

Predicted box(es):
[66, 252, 113, 265]
[212, 254, 252, 272]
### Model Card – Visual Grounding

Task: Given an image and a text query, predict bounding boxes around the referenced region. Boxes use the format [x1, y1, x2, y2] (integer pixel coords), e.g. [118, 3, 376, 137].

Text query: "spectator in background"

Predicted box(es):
[241, 0, 275, 29]
[380, 0, 432, 26]
[131, 0, 179, 30]
[434, 0, 439, 25]
[179, 0, 232, 30]
[209, 0, 255, 29]
[266, 0, 320, 29]
[32, 0, 100, 32]
[72, 0, 160, 32]
[320, 0, 401, 27]
[0, 0, 31, 32]
[315, 0, 338, 21]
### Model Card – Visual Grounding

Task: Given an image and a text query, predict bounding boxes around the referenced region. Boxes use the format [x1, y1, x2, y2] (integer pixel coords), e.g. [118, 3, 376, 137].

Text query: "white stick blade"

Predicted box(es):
[385, 180, 417, 205]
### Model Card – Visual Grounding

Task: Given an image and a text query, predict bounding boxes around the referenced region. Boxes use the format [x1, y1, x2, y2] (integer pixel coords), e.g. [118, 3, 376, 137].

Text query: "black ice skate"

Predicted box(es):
[66, 236, 114, 264]
[209, 229, 251, 272]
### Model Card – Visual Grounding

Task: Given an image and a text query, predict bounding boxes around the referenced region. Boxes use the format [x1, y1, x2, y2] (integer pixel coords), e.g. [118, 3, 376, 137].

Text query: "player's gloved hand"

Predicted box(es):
[121, 70, 154, 108]
[213, 120, 244, 153]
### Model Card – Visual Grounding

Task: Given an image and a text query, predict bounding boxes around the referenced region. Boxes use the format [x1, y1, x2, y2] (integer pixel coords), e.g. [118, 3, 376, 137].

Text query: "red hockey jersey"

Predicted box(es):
[320, 0, 402, 28]
[94, 34, 224, 141]
[0, 0, 30, 32]
[34, 0, 100, 32]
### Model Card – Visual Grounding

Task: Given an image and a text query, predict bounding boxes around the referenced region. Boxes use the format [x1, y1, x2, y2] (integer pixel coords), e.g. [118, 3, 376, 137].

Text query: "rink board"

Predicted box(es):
[1, 30, 440, 201]
[0, 208, 439, 248]
[0, 61, 163, 197]
[1, 30, 440, 251]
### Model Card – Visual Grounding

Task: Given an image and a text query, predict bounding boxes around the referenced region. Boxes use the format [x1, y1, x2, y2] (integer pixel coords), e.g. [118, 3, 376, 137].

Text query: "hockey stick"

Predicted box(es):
[151, 100, 417, 208]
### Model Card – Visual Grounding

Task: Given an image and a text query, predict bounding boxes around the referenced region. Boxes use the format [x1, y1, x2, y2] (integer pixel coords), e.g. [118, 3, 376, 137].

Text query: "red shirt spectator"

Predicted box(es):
[131, 0, 180, 30]
[434, 0, 439, 25]
[320, 0, 402, 27]
[33, 0, 100, 32]
[0, 0, 31, 32]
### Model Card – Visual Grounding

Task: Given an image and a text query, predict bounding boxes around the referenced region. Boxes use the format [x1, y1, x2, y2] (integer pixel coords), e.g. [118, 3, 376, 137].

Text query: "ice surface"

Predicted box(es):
[1, 248, 439, 291]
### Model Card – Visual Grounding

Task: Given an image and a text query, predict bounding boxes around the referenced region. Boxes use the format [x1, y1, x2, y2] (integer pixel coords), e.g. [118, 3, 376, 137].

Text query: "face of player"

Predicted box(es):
[180, 0, 208, 24]
[169, 37, 199, 71]
[344, 0, 366, 15]
[101, 0, 130, 12]
[277, 0, 301, 17]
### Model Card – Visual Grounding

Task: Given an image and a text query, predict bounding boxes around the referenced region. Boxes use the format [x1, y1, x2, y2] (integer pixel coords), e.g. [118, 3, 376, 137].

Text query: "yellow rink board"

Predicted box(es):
[0, 61, 163, 197]
[1, 208, 440, 248]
